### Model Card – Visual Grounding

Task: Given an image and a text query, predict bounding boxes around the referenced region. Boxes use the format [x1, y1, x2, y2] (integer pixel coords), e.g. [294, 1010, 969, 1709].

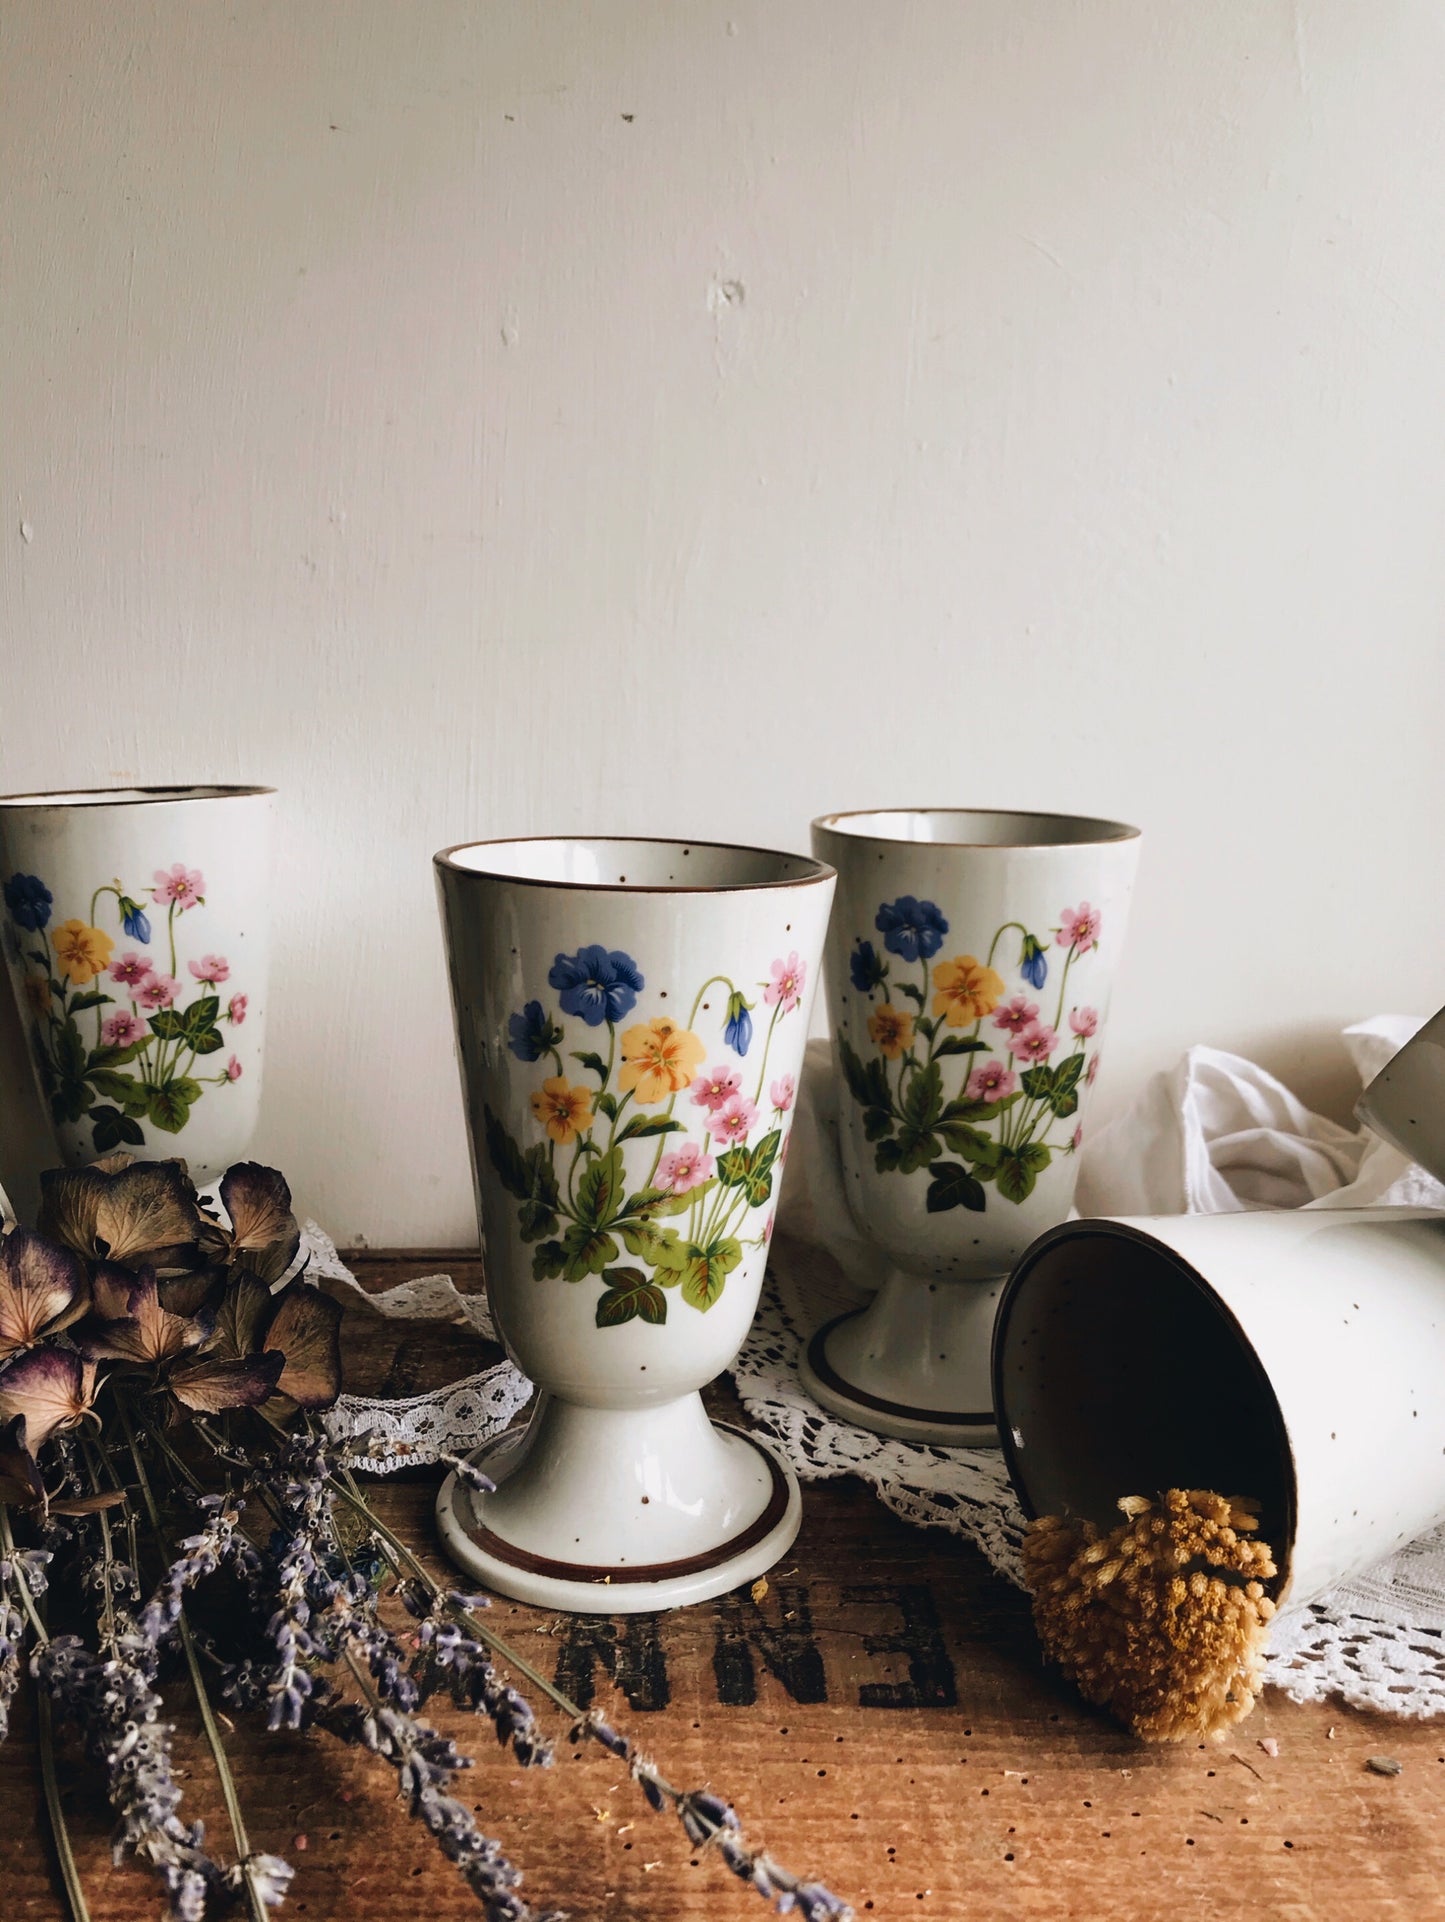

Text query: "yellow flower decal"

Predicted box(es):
[52, 920, 114, 986]
[931, 954, 1005, 1027]
[530, 1075, 594, 1146]
[617, 1016, 706, 1105]
[867, 1004, 914, 1059]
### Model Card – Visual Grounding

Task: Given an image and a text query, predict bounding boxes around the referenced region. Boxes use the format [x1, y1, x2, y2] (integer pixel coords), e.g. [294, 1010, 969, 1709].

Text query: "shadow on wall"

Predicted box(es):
[0, 976, 50, 1220]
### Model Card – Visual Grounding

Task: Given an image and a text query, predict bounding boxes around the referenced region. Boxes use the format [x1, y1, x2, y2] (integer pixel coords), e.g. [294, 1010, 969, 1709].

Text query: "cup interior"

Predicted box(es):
[994, 1222, 1296, 1585]
[813, 808, 1139, 848]
[437, 836, 831, 891]
[0, 785, 272, 808]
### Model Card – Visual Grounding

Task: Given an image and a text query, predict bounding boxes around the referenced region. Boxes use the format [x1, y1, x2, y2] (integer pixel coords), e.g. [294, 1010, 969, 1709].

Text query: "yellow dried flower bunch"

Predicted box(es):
[1022, 1488, 1279, 1743]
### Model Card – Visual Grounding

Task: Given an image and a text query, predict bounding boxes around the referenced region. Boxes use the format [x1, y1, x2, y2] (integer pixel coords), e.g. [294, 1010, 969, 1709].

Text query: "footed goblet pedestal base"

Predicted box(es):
[436, 1391, 801, 1614]
[799, 1269, 1005, 1447]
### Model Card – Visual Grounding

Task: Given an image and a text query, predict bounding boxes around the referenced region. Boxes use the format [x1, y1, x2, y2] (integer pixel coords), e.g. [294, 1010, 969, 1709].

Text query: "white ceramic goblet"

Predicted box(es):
[0, 786, 275, 1183]
[433, 835, 835, 1612]
[802, 808, 1140, 1446]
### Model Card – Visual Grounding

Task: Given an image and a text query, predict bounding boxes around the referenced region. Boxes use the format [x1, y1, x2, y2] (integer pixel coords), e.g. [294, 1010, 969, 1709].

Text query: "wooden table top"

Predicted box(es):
[3, 1253, 1442, 1921]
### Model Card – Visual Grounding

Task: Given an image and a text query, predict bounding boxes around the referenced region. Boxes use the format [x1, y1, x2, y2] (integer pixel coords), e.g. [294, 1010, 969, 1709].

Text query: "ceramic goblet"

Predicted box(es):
[0, 786, 275, 1183]
[433, 835, 835, 1612]
[802, 808, 1141, 1445]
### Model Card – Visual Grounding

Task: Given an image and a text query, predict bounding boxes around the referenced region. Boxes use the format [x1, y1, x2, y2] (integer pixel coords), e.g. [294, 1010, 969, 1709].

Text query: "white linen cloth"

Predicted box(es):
[735, 1016, 1445, 1717]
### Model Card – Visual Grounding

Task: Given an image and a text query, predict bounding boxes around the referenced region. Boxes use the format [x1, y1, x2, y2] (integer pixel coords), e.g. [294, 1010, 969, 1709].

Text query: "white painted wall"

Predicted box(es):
[3, 1, 1444, 1244]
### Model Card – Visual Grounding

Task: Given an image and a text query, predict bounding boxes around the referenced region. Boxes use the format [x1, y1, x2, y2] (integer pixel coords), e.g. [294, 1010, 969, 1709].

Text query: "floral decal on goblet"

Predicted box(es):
[484, 944, 808, 1329]
[838, 895, 1104, 1214]
[1, 864, 247, 1153]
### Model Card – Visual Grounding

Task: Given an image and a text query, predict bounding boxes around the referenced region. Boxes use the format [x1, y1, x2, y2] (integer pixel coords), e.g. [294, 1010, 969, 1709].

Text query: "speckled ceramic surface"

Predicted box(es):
[804, 808, 1140, 1445]
[434, 835, 834, 1611]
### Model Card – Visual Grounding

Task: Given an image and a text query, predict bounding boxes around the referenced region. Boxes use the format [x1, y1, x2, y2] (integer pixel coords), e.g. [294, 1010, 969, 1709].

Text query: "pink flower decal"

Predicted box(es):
[1071, 1123, 1084, 1151]
[225, 1055, 243, 1082]
[993, 995, 1040, 1038]
[109, 952, 154, 990]
[656, 1142, 715, 1195]
[228, 993, 248, 1025]
[1057, 902, 1101, 953]
[1086, 1052, 1100, 1085]
[100, 1011, 147, 1048]
[153, 864, 205, 911]
[763, 1210, 776, 1244]
[711, 1095, 759, 1146]
[188, 953, 231, 984]
[770, 1073, 796, 1114]
[1014, 1022, 1058, 1065]
[691, 1064, 742, 1113]
[136, 973, 182, 1011]
[1069, 1005, 1099, 1038]
[764, 952, 807, 1013]
[966, 1060, 1018, 1103]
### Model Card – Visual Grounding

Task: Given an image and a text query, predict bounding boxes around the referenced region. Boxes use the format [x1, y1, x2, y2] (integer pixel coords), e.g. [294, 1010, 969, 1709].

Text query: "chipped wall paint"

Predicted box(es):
[3, 1, 1445, 1242]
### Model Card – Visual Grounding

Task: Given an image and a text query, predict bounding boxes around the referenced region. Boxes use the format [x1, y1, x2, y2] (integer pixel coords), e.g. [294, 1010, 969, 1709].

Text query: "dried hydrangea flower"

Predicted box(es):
[1022, 1488, 1278, 1742]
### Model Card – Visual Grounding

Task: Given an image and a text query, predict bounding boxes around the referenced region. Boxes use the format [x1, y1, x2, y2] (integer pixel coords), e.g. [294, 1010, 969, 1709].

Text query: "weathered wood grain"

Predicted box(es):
[2, 1255, 1440, 1921]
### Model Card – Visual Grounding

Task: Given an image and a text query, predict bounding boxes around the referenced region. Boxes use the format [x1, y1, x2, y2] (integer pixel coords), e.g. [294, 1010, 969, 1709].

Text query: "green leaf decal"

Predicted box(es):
[678, 1237, 742, 1313]
[996, 1142, 1052, 1205]
[576, 1146, 625, 1228]
[874, 1138, 903, 1174]
[572, 1049, 610, 1085]
[616, 1114, 683, 1142]
[895, 980, 926, 1008]
[595, 1271, 668, 1328]
[532, 1240, 567, 1280]
[147, 1077, 202, 1134]
[560, 1224, 617, 1281]
[618, 1219, 680, 1264]
[939, 1092, 1022, 1123]
[630, 1178, 716, 1219]
[925, 1161, 987, 1214]
[148, 1010, 191, 1041]
[66, 991, 113, 1014]
[87, 1039, 149, 1070]
[485, 1106, 534, 1200]
[900, 1061, 943, 1131]
[595, 1091, 619, 1121]
[90, 1105, 145, 1153]
[933, 1035, 989, 1059]
[862, 1106, 895, 1142]
[937, 1120, 1001, 1169]
[837, 1037, 874, 1108]
[87, 1068, 144, 1106]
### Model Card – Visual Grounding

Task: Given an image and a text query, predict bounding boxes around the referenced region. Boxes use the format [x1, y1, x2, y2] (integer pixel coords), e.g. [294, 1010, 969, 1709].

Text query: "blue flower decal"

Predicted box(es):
[875, 896, 948, 963]
[724, 989, 754, 1056]
[849, 939, 886, 992]
[508, 999, 563, 1062]
[118, 894, 152, 943]
[1019, 932, 1048, 990]
[547, 945, 643, 1027]
[2, 873, 52, 932]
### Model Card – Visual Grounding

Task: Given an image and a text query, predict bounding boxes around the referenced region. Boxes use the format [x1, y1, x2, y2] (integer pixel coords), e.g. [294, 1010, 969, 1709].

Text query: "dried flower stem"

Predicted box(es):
[318, 1448, 850, 1917]
[1, 1505, 92, 1922]
[115, 1403, 272, 1922]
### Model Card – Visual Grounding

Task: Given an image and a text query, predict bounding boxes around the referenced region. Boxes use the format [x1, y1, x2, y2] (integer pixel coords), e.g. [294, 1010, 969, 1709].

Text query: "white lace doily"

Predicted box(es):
[735, 1235, 1445, 1720]
[305, 1224, 535, 1473]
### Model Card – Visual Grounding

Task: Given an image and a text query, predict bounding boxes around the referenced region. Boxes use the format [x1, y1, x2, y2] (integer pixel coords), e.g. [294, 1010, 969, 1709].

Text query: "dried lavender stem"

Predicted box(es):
[114, 1405, 272, 1922]
[318, 1453, 850, 1917]
[0, 1506, 91, 1922]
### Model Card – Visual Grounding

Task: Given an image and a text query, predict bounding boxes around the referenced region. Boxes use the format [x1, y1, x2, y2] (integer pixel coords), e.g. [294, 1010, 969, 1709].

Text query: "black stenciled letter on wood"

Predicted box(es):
[841, 1584, 958, 1709]
[552, 1613, 671, 1712]
[712, 1582, 828, 1706]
